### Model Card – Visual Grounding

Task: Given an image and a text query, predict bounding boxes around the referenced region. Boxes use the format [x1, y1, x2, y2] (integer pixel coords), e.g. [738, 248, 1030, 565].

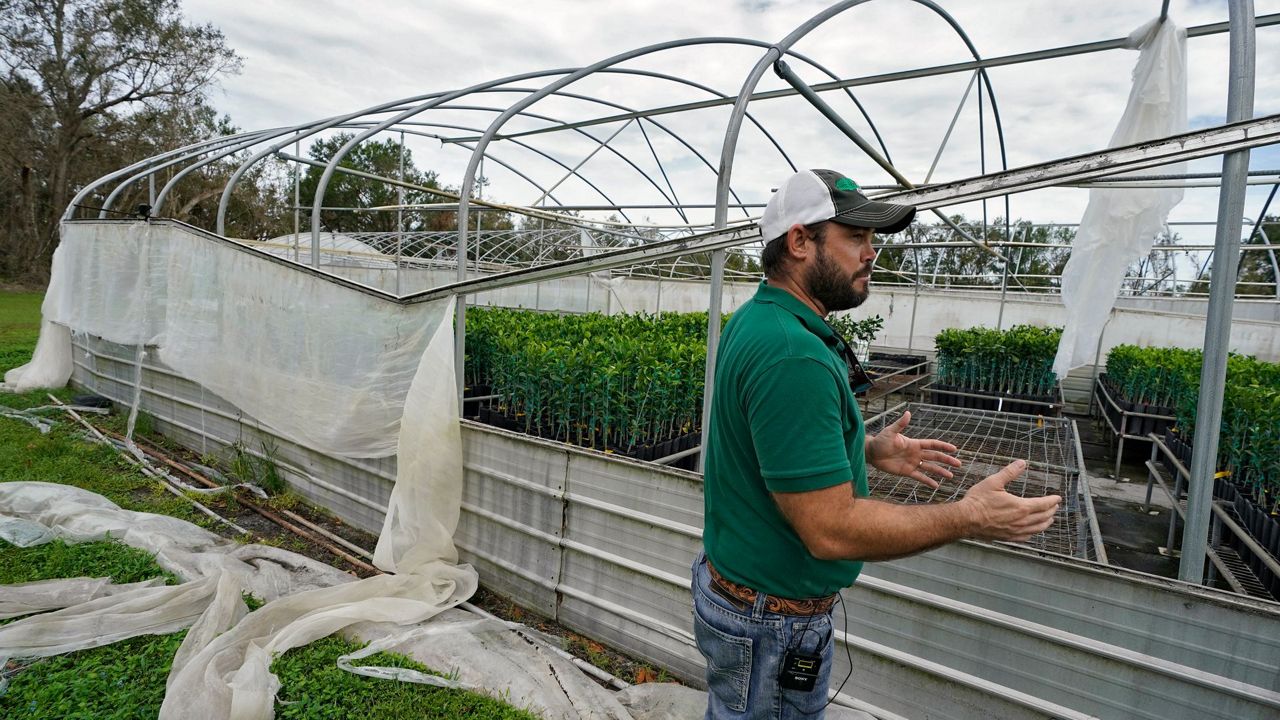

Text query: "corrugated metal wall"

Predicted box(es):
[70, 334, 1280, 720]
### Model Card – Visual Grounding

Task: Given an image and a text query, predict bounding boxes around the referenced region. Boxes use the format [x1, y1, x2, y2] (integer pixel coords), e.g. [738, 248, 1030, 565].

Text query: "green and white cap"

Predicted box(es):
[760, 169, 916, 241]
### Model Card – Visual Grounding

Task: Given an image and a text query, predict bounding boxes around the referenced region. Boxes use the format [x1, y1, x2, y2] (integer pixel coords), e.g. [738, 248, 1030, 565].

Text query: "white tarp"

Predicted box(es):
[8, 222, 445, 458]
[1053, 18, 1187, 378]
[0, 220, 482, 718]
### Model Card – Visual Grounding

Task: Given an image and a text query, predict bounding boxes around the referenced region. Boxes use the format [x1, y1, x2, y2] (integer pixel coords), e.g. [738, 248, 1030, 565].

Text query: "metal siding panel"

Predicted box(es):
[824, 639, 1065, 720]
[844, 578, 1275, 720]
[866, 542, 1280, 691]
[563, 452, 703, 581]
[66, 331, 1280, 720]
[557, 551, 703, 683]
[459, 427, 566, 617]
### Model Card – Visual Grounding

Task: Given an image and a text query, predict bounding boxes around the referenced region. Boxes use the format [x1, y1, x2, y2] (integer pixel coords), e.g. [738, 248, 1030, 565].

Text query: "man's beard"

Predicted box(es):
[804, 244, 870, 312]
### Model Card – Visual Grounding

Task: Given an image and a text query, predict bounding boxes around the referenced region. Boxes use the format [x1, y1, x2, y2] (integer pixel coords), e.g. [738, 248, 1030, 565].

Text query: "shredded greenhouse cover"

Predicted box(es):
[1054, 17, 1187, 377]
[0, 233, 713, 718]
[0, 482, 729, 720]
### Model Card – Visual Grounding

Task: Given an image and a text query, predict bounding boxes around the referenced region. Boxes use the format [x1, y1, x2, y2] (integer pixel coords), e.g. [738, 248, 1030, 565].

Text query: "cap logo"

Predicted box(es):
[834, 177, 860, 191]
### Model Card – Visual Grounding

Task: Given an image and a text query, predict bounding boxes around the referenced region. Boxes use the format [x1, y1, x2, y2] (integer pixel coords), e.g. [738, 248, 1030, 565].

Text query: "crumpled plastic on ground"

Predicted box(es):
[348, 611, 633, 719]
[0, 576, 168, 620]
[0, 482, 706, 720]
[0, 482, 355, 660]
[1053, 17, 1187, 378]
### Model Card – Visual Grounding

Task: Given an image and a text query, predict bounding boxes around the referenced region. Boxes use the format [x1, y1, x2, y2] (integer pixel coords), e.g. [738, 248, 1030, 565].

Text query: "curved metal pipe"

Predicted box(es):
[702, 0, 1015, 468]
[451, 37, 785, 405]
[300, 52, 810, 240]
[63, 130, 276, 222]
[141, 45, 880, 236]
[341, 121, 607, 217]
[156, 106, 428, 215]
[99, 130, 277, 216]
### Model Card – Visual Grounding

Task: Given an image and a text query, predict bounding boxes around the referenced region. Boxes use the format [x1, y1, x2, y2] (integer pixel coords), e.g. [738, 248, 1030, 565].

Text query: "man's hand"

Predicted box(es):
[960, 460, 1061, 542]
[866, 410, 962, 489]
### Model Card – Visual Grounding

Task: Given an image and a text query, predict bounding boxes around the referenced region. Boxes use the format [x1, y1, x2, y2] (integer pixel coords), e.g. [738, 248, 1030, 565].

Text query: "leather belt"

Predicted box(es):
[706, 560, 837, 616]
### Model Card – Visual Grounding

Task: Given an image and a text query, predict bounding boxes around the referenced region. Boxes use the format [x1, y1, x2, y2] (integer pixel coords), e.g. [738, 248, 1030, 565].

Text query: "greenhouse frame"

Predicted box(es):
[4, 1, 1280, 718]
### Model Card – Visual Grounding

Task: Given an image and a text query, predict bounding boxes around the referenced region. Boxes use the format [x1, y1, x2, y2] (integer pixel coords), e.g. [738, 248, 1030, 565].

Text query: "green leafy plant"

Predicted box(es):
[934, 324, 1061, 396]
[1106, 343, 1280, 509]
[467, 308, 714, 453]
[828, 314, 884, 344]
[230, 438, 286, 495]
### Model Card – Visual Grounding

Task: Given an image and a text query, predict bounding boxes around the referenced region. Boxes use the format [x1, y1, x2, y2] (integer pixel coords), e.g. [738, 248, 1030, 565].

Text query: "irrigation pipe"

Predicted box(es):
[48, 394, 251, 536]
[113, 431, 381, 575]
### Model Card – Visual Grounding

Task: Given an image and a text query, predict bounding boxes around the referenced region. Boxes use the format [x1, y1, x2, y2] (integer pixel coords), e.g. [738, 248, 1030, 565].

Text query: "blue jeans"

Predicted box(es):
[691, 552, 835, 719]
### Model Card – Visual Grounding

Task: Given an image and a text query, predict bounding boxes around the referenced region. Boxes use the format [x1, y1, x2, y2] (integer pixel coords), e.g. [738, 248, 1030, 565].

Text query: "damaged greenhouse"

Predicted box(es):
[2, 2, 1279, 719]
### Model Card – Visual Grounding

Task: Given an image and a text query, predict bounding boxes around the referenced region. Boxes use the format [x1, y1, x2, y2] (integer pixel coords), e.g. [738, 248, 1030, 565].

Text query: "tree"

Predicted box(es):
[1237, 215, 1279, 298]
[1121, 229, 1185, 296]
[1189, 217, 1279, 298]
[0, 0, 240, 280]
[297, 133, 447, 236]
[873, 216, 1072, 291]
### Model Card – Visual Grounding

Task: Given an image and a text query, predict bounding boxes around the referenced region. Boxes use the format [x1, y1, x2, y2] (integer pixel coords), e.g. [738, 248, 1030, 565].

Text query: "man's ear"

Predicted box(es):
[784, 224, 810, 263]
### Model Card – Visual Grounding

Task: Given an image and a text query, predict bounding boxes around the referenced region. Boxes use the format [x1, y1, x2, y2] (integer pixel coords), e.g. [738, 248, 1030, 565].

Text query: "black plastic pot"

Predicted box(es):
[869, 352, 928, 370]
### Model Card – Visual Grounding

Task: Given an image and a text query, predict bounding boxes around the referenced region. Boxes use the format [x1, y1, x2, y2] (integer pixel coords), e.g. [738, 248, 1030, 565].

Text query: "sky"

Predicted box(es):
[181, 0, 1280, 260]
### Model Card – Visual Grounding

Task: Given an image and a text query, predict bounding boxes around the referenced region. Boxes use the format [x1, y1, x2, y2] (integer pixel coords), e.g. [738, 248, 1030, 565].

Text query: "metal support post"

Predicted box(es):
[1207, 511, 1222, 586]
[293, 140, 301, 262]
[697, 248, 726, 473]
[396, 131, 405, 296]
[997, 259, 1009, 330]
[908, 246, 921, 353]
[1144, 440, 1157, 509]
[1180, 0, 1255, 584]
[1167, 468, 1184, 553]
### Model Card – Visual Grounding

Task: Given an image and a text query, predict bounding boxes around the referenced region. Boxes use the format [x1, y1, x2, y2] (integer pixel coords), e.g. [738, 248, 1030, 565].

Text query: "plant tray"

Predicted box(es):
[927, 383, 1063, 417]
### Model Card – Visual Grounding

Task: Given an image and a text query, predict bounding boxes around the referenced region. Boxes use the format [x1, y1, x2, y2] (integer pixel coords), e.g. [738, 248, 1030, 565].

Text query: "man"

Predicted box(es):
[694, 169, 1062, 719]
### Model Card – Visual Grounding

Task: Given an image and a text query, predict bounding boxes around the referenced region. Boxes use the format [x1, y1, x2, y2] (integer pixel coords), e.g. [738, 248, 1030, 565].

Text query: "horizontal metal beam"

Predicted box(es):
[448, 14, 1280, 145]
[886, 115, 1280, 210]
[401, 115, 1280, 304]
[401, 224, 759, 303]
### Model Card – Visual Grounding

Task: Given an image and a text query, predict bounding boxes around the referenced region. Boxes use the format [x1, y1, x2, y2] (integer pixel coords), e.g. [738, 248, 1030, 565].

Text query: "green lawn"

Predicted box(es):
[0, 291, 41, 374]
[0, 291, 543, 720]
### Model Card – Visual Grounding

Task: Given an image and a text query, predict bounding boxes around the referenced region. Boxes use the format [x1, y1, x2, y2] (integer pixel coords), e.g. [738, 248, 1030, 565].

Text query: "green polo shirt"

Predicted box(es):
[703, 281, 868, 599]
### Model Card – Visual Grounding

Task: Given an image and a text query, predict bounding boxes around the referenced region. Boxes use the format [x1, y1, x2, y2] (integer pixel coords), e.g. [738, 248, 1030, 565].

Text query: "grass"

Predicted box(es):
[0, 291, 554, 719]
[0, 537, 179, 586]
[0, 630, 190, 719]
[0, 291, 40, 373]
[272, 636, 541, 720]
[0, 536, 185, 717]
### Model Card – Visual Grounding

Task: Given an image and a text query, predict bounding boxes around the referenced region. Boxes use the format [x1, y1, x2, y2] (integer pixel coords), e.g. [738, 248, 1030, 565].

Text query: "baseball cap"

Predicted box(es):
[760, 169, 916, 241]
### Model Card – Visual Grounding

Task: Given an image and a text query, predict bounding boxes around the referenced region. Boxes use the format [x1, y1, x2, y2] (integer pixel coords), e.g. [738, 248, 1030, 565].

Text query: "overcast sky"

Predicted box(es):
[181, 0, 1280, 251]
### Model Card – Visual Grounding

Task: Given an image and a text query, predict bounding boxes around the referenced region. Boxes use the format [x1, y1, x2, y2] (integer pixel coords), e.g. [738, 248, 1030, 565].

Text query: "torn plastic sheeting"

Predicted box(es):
[347, 610, 633, 720]
[160, 298, 479, 718]
[0, 481, 346, 599]
[158, 563, 477, 719]
[10, 221, 449, 459]
[1053, 17, 1187, 378]
[0, 576, 167, 620]
[0, 481, 357, 663]
[0, 220, 485, 717]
